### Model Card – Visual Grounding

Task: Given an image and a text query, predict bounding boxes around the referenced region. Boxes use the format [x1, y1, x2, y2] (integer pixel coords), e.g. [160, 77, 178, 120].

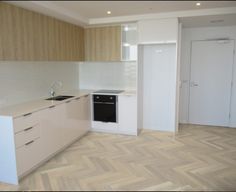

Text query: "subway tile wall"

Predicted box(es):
[79, 61, 137, 90]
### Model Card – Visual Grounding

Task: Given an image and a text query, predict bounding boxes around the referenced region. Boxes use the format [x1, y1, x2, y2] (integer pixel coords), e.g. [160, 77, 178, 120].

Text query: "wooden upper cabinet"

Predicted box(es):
[0, 2, 84, 61]
[85, 26, 121, 62]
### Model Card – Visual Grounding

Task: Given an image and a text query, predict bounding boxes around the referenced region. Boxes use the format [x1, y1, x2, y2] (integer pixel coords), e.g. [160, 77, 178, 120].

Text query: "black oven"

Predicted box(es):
[93, 94, 117, 123]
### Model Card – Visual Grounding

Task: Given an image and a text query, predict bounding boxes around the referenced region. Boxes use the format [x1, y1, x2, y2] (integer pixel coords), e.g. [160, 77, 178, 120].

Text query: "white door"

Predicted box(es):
[142, 44, 177, 131]
[189, 40, 234, 126]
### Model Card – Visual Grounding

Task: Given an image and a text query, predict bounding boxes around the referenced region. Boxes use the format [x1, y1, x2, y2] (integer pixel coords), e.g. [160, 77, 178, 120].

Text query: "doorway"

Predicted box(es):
[188, 39, 235, 126]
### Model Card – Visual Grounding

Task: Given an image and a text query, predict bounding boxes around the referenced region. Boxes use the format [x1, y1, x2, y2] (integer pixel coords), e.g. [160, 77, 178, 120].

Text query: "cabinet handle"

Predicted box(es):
[76, 97, 80, 100]
[66, 100, 71, 103]
[24, 127, 33, 132]
[49, 105, 55, 109]
[23, 113, 32, 117]
[25, 140, 34, 146]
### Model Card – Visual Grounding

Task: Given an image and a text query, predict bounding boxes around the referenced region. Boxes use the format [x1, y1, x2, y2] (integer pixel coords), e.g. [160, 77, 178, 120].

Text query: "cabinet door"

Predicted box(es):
[118, 95, 137, 135]
[0, 2, 84, 61]
[16, 138, 42, 177]
[81, 95, 91, 133]
[138, 18, 178, 44]
[63, 98, 83, 146]
[40, 104, 64, 159]
[14, 110, 43, 177]
[85, 26, 121, 61]
[121, 23, 138, 61]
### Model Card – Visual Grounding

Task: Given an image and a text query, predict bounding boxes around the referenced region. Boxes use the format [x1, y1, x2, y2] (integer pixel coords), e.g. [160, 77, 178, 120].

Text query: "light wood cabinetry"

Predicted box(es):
[85, 26, 121, 61]
[0, 2, 84, 61]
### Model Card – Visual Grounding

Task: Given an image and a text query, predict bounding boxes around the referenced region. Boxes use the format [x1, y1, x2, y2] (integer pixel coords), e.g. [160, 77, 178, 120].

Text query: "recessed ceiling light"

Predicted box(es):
[124, 26, 129, 31]
[123, 43, 130, 47]
[196, 2, 201, 6]
[107, 11, 111, 15]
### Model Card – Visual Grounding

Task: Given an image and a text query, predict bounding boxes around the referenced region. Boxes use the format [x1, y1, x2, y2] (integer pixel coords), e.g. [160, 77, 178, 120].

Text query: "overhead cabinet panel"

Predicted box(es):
[85, 26, 121, 61]
[138, 18, 178, 44]
[0, 2, 84, 61]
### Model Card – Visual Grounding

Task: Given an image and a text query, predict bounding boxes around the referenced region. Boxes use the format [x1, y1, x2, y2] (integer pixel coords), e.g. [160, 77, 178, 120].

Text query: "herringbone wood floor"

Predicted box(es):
[1, 124, 236, 191]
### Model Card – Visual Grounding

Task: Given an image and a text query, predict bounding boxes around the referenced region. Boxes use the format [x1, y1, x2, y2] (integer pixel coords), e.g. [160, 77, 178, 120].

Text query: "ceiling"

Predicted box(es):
[181, 14, 236, 28]
[51, 1, 236, 18]
[7, 1, 236, 27]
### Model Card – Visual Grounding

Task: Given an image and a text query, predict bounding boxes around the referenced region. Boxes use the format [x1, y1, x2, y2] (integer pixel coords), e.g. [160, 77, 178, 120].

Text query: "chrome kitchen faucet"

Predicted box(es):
[49, 81, 62, 97]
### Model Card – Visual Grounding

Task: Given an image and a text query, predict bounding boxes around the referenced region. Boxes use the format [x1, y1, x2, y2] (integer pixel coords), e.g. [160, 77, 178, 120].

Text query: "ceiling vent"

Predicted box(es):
[210, 19, 224, 23]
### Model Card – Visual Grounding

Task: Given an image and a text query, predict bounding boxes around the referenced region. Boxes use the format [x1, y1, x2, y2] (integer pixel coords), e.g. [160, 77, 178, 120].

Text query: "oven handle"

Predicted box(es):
[94, 102, 115, 105]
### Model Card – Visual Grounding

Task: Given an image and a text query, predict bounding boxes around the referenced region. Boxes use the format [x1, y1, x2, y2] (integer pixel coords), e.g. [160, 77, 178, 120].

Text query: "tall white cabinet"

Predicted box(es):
[137, 18, 180, 132]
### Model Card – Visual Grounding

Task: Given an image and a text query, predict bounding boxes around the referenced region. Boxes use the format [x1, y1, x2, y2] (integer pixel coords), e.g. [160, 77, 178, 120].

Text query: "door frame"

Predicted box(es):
[187, 39, 235, 126]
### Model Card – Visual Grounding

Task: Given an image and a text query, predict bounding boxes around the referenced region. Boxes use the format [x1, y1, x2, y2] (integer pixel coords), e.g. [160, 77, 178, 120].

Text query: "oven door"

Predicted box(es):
[93, 95, 117, 123]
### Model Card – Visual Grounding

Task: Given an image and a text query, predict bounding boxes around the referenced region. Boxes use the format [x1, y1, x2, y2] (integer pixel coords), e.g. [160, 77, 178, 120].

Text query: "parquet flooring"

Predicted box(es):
[0, 124, 236, 191]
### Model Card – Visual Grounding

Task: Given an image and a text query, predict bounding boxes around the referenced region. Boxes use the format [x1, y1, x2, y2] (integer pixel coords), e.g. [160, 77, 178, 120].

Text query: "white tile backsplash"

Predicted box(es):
[79, 61, 137, 90]
[0, 61, 79, 108]
[0, 61, 137, 108]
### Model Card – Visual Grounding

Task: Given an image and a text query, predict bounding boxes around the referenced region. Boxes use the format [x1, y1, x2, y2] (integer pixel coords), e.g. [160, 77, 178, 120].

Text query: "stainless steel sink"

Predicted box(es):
[46, 95, 74, 101]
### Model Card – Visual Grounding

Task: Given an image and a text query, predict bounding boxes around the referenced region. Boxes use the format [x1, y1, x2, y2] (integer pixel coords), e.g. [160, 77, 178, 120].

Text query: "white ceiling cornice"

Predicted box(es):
[5, 1, 236, 27]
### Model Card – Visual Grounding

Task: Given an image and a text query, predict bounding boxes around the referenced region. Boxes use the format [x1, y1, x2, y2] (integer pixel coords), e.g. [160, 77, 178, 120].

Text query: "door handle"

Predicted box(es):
[190, 81, 199, 87]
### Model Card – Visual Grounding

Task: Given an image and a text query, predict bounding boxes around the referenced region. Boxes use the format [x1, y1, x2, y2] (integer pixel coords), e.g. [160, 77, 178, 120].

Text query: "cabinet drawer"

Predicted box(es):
[13, 112, 39, 133]
[16, 138, 42, 177]
[91, 121, 118, 132]
[15, 125, 41, 149]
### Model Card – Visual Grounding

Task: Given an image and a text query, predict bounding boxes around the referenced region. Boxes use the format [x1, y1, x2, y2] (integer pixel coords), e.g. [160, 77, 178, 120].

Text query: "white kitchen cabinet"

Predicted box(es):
[40, 104, 65, 159]
[64, 98, 82, 145]
[141, 44, 177, 132]
[63, 95, 90, 146]
[80, 95, 91, 134]
[13, 110, 43, 178]
[138, 18, 178, 44]
[13, 112, 40, 133]
[121, 23, 137, 61]
[118, 95, 137, 135]
[16, 138, 42, 176]
[0, 92, 91, 185]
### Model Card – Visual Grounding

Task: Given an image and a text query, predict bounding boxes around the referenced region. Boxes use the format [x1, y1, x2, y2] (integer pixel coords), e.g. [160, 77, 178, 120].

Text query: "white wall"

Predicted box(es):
[0, 61, 79, 108]
[179, 25, 236, 127]
[79, 61, 137, 90]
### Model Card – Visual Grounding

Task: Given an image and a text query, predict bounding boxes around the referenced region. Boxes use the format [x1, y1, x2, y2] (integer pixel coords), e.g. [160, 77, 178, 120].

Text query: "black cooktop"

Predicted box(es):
[94, 90, 124, 94]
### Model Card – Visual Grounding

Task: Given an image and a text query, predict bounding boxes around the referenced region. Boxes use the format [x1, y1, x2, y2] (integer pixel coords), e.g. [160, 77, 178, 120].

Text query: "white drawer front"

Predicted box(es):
[91, 121, 118, 132]
[14, 113, 39, 133]
[16, 138, 42, 177]
[15, 125, 41, 149]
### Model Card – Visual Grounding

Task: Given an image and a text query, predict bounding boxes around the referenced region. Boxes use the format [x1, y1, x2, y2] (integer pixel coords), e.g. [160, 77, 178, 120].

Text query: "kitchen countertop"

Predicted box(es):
[91, 90, 136, 96]
[0, 89, 136, 118]
[0, 89, 94, 118]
